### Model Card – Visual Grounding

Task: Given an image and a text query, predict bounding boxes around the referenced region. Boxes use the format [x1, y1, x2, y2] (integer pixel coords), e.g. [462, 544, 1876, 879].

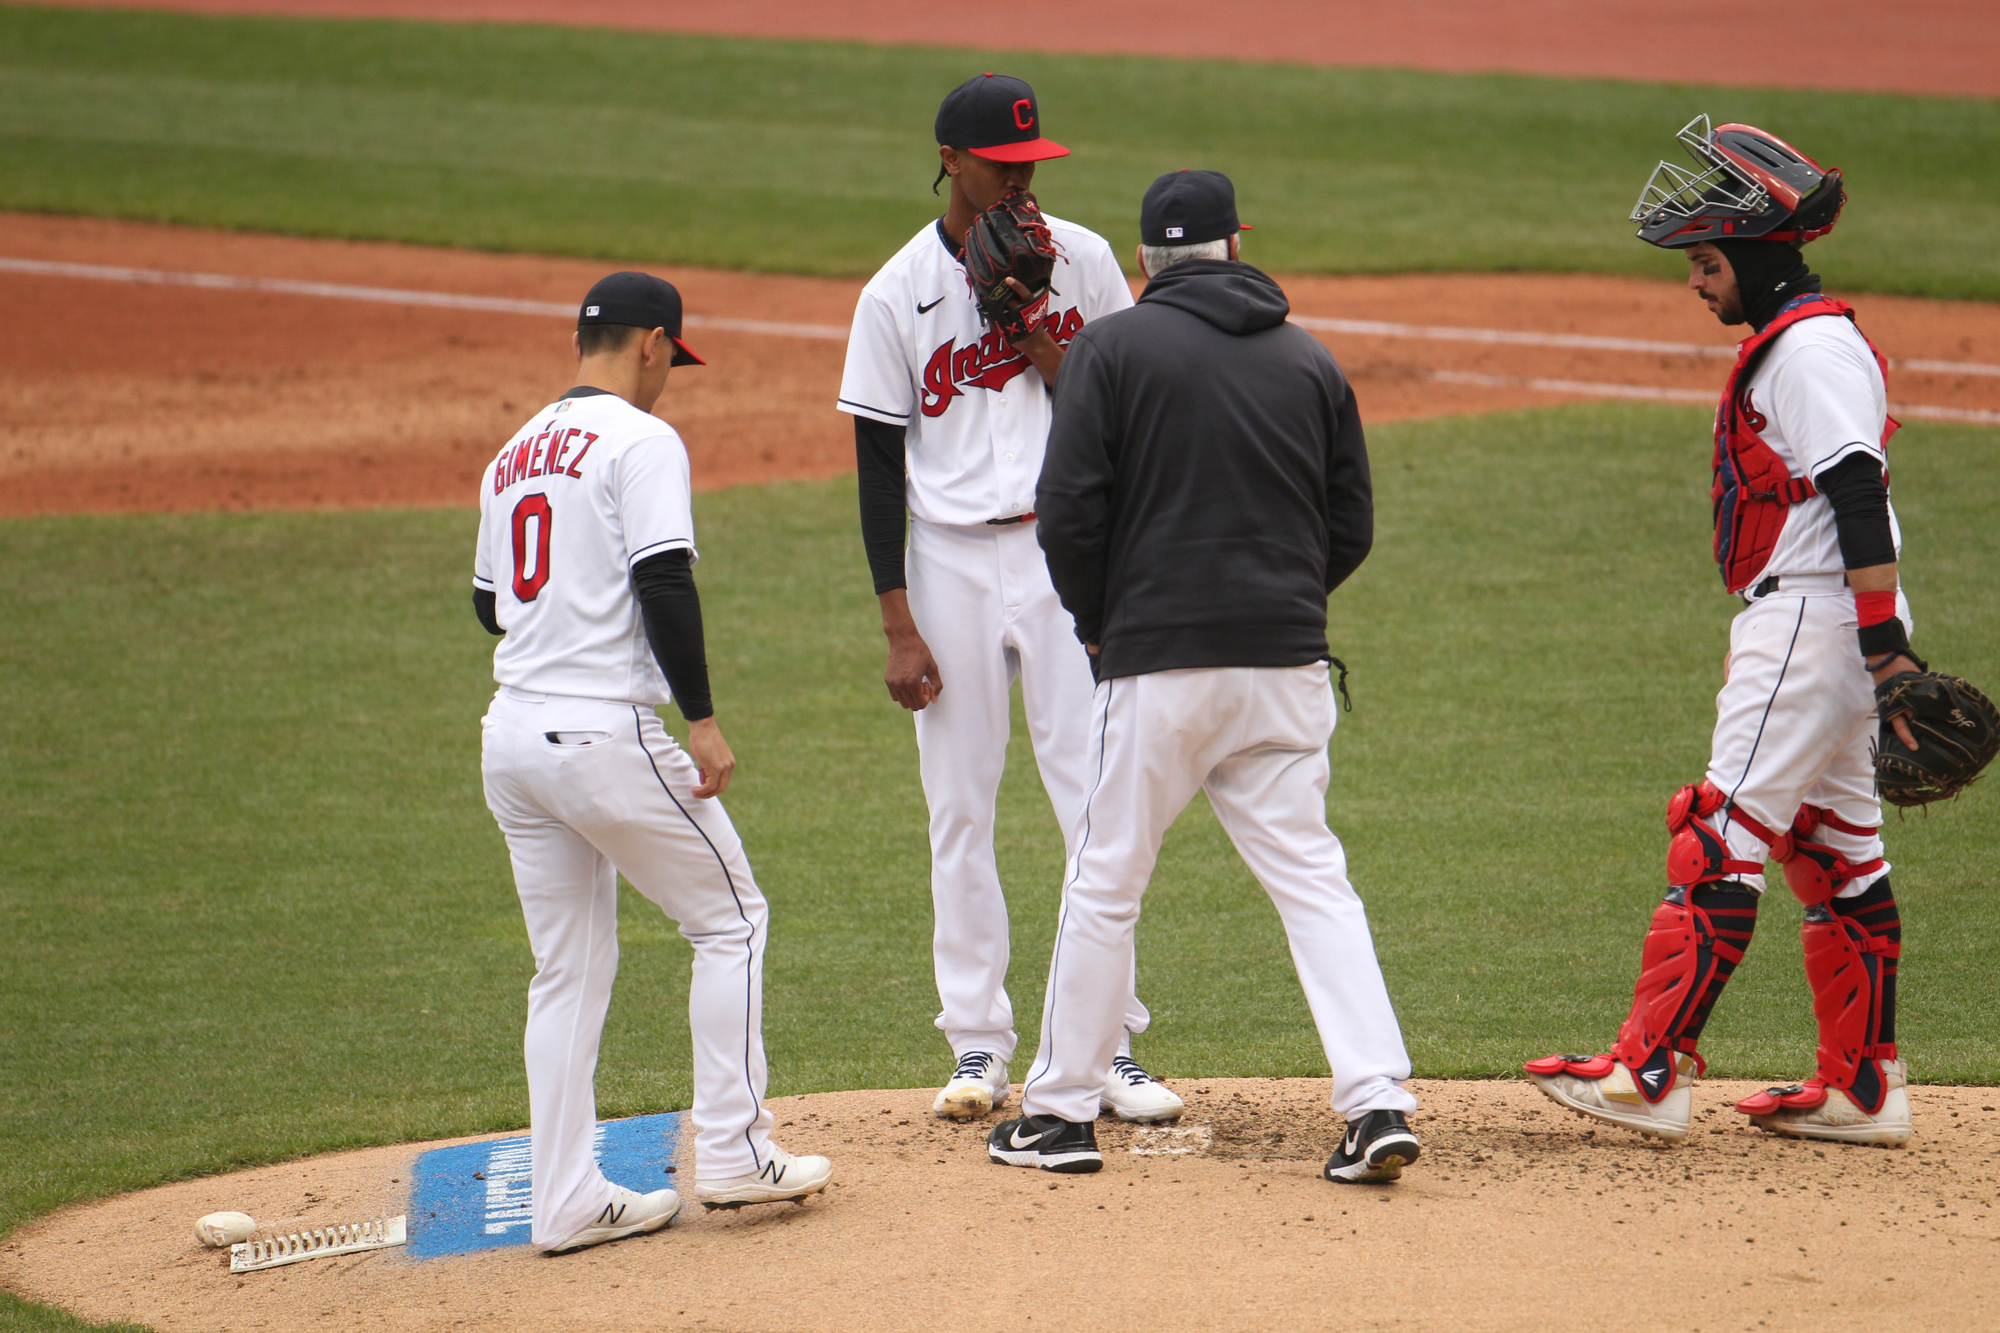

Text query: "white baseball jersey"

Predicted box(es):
[837, 215, 1134, 524]
[474, 388, 696, 705]
[1744, 315, 1901, 581]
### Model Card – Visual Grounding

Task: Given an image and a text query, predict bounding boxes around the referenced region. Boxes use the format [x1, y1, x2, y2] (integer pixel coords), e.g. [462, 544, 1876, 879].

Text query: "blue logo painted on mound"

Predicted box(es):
[407, 1112, 682, 1259]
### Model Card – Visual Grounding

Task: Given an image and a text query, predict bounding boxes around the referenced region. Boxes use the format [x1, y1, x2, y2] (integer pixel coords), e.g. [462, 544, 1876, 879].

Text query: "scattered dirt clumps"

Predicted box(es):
[5, 1078, 1998, 1332]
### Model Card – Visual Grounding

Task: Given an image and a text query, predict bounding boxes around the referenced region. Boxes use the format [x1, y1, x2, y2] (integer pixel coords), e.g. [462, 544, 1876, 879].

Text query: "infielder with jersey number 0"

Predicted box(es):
[838, 73, 1182, 1125]
[474, 274, 833, 1255]
[1529, 117, 1998, 1148]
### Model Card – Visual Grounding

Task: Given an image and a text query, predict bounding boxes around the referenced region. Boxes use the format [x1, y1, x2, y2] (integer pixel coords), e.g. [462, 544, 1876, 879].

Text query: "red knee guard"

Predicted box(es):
[1665, 781, 1763, 890]
[1799, 909, 1900, 1113]
[1767, 805, 1885, 908]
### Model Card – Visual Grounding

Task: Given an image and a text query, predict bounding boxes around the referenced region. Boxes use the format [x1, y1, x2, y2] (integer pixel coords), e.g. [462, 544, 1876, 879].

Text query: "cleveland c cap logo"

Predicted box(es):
[1013, 98, 1034, 130]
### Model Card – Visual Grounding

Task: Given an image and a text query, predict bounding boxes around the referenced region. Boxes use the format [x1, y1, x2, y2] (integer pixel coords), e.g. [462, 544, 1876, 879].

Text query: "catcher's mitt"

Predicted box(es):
[962, 189, 1060, 342]
[1874, 669, 2000, 807]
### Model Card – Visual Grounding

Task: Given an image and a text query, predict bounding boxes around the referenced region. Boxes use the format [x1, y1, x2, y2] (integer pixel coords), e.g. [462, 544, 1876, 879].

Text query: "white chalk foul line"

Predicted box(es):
[1430, 369, 2000, 425]
[4, 256, 1995, 420]
[0, 256, 852, 341]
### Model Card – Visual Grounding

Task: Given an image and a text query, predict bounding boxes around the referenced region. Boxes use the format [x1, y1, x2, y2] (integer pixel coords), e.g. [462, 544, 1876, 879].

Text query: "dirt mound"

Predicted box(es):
[4, 1078, 1997, 1332]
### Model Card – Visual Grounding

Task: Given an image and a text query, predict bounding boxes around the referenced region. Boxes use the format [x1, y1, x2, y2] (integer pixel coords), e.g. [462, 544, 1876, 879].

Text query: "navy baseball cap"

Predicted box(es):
[935, 73, 1069, 162]
[1140, 170, 1252, 246]
[577, 271, 704, 366]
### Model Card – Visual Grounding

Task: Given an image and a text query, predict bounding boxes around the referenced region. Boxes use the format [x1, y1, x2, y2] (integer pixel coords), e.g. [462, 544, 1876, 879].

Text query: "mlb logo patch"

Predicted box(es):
[585, 305, 600, 316]
[1165, 227, 1184, 239]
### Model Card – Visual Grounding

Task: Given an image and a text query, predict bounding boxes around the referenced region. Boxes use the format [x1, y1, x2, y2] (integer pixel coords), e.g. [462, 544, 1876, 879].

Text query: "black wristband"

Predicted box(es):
[1857, 616, 1912, 661]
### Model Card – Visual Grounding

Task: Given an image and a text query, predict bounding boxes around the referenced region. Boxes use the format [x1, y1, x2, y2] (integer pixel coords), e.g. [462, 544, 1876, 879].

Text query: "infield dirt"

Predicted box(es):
[28, 0, 2000, 99]
[5, 1078, 1997, 1332]
[6, 214, 1998, 518]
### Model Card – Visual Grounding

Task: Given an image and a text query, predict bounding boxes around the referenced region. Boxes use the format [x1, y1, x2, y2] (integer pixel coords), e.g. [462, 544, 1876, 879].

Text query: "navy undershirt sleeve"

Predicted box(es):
[1814, 451, 1897, 570]
[472, 587, 503, 636]
[630, 548, 714, 721]
[855, 414, 910, 595]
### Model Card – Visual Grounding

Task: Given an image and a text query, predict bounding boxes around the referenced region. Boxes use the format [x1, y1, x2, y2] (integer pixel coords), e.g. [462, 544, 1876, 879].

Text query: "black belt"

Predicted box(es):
[1744, 572, 1849, 604]
[985, 511, 1036, 526]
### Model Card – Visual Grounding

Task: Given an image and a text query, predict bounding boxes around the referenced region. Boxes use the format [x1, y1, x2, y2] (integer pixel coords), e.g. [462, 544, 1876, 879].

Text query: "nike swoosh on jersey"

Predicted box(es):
[917, 296, 946, 314]
[1008, 1126, 1044, 1149]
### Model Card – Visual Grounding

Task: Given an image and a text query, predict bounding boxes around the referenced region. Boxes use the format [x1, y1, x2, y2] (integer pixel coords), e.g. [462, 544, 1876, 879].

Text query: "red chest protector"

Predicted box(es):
[1711, 293, 1897, 594]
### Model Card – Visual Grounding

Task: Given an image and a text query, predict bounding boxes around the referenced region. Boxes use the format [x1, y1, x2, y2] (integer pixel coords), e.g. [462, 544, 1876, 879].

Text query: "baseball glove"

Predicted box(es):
[962, 189, 1060, 342]
[1873, 669, 2000, 807]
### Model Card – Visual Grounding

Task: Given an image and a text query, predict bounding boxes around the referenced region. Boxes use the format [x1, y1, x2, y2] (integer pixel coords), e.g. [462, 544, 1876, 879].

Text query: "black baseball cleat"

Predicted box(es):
[987, 1114, 1103, 1173]
[1323, 1109, 1421, 1184]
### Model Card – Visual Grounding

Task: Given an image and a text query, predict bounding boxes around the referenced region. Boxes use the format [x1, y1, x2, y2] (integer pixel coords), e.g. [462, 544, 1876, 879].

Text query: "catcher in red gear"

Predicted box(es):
[1526, 116, 1991, 1150]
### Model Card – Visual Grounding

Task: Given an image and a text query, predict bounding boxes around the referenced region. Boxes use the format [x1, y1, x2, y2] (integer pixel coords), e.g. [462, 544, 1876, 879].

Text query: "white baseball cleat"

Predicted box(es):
[1736, 1059, 1912, 1147]
[933, 1051, 1010, 1120]
[1100, 1055, 1184, 1123]
[1524, 1052, 1695, 1143]
[694, 1145, 833, 1208]
[545, 1185, 681, 1253]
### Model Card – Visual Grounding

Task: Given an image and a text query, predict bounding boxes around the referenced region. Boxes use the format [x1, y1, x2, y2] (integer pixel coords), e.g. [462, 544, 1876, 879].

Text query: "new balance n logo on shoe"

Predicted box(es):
[758, 1160, 786, 1184]
[597, 1202, 626, 1224]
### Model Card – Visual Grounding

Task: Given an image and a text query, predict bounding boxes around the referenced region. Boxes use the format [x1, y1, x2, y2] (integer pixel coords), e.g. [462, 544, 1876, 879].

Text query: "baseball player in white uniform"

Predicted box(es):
[1529, 118, 1922, 1147]
[837, 74, 1182, 1124]
[475, 272, 832, 1253]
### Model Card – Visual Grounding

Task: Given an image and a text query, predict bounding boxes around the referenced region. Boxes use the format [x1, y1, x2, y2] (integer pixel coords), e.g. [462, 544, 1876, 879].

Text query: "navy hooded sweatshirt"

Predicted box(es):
[1035, 258, 1373, 680]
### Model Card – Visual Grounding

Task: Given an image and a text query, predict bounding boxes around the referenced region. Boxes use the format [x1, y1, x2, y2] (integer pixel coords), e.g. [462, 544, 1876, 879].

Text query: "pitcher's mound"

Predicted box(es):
[4, 1078, 1997, 1332]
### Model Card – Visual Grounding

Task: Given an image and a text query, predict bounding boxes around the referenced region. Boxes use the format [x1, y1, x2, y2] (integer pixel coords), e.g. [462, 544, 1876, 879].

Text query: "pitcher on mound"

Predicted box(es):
[836, 74, 1181, 1124]
[1528, 118, 1927, 1147]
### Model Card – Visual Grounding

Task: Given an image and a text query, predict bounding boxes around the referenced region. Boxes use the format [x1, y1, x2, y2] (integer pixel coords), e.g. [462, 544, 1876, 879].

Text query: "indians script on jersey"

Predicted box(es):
[919, 308, 1087, 416]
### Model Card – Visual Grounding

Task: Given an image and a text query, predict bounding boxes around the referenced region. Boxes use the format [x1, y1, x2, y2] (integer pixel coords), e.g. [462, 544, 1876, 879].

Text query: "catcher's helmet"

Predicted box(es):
[1632, 115, 1845, 248]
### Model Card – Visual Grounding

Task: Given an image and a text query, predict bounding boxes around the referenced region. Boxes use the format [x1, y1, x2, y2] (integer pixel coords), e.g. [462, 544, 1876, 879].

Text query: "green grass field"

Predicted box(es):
[2, 6, 1998, 296]
[4, 407, 1997, 1333]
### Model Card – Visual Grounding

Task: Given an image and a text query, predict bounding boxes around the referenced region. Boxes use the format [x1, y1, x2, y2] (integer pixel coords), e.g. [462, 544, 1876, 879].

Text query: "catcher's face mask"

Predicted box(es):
[1633, 115, 1844, 249]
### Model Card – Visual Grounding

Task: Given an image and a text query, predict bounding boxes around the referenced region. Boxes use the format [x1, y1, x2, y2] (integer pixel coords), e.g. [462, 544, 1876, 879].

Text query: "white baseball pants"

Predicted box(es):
[1708, 581, 1907, 896]
[480, 688, 774, 1250]
[1020, 662, 1418, 1123]
[906, 517, 1148, 1064]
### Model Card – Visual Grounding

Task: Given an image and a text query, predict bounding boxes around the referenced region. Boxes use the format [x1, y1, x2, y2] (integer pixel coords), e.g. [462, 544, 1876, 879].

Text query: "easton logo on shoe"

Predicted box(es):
[1640, 1067, 1664, 1088]
[917, 309, 1087, 416]
[1008, 1126, 1045, 1149]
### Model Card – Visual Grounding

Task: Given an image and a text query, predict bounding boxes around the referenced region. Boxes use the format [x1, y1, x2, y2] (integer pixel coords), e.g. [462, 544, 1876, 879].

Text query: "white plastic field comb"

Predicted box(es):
[229, 1215, 406, 1272]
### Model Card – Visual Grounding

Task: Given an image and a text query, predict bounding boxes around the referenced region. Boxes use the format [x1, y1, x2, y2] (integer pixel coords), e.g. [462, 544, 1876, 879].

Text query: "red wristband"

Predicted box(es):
[1855, 589, 1898, 627]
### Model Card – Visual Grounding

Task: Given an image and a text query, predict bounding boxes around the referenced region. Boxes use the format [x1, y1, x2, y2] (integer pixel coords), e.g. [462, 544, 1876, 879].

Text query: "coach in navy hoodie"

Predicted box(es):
[994, 171, 1419, 1188]
[1034, 179, 1372, 681]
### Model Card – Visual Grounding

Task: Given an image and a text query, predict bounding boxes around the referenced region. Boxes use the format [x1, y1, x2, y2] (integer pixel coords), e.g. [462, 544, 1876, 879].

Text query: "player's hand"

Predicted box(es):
[1869, 653, 1924, 751]
[885, 627, 943, 711]
[684, 716, 736, 797]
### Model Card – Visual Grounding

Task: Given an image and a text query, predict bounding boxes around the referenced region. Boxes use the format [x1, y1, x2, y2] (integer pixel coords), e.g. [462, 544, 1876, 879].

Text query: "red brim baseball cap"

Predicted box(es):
[968, 138, 1070, 162]
[669, 335, 704, 367]
[938, 74, 1070, 164]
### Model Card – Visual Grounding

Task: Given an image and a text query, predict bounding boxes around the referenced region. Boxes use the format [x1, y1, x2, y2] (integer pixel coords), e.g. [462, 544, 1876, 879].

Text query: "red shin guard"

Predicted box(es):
[1609, 892, 1744, 1100]
[1801, 907, 1900, 1113]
